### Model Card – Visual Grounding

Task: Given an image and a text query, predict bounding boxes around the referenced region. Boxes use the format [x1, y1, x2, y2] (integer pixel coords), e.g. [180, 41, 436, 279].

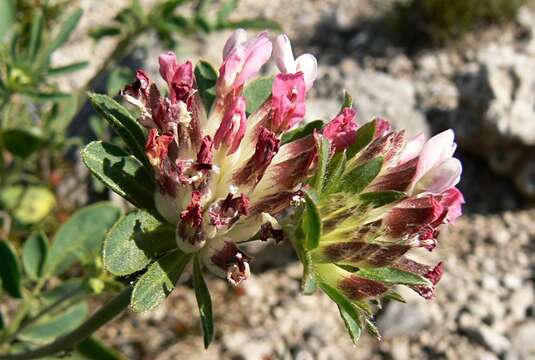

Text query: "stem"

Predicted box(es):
[0, 93, 11, 187]
[0, 287, 132, 360]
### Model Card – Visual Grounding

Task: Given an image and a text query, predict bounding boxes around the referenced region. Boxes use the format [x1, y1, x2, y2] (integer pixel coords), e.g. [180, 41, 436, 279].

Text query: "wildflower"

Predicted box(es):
[123, 30, 317, 285]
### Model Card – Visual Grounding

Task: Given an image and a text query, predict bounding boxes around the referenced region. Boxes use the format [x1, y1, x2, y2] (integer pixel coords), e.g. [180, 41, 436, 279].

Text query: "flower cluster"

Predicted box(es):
[122, 30, 319, 285]
[313, 116, 464, 302]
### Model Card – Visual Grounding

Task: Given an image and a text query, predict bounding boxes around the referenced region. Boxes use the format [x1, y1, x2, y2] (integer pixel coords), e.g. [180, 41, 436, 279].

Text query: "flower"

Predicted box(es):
[273, 34, 317, 91]
[308, 117, 464, 308]
[123, 30, 317, 286]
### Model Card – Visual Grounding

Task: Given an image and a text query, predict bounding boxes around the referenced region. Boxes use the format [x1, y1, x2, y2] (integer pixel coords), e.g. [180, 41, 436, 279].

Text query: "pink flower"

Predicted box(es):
[270, 72, 306, 133]
[323, 108, 358, 152]
[273, 34, 317, 91]
[216, 30, 272, 98]
[213, 96, 247, 155]
[158, 52, 194, 103]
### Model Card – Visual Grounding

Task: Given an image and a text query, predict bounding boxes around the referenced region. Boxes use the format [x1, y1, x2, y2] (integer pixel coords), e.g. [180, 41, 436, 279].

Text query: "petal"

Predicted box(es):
[415, 129, 456, 182]
[398, 133, 425, 164]
[235, 32, 272, 86]
[223, 28, 247, 60]
[295, 54, 318, 91]
[415, 158, 462, 194]
[273, 34, 296, 73]
[158, 52, 178, 84]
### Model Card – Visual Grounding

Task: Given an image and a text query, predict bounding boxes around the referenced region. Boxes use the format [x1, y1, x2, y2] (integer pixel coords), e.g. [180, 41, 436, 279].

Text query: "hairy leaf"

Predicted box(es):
[193, 257, 214, 348]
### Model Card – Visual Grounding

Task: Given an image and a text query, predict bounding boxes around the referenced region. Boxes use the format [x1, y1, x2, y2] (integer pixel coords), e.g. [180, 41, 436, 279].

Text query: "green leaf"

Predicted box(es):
[76, 336, 126, 360]
[194, 61, 218, 113]
[47, 61, 88, 77]
[281, 120, 324, 145]
[28, 11, 44, 61]
[339, 157, 383, 194]
[365, 318, 381, 340]
[222, 18, 281, 31]
[301, 251, 317, 295]
[0, 185, 56, 224]
[23, 90, 71, 101]
[88, 93, 147, 164]
[44, 203, 122, 276]
[89, 26, 121, 40]
[217, 0, 238, 23]
[323, 151, 347, 194]
[35, 9, 83, 71]
[81, 141, 156, 212]
[310, 136, 330, 191]
[2, 127, 45, 158]
[193, 257, 214, 349]
[0, 0, 15, 42]
[359, 191, 405, 207]
[302, 189, 321, 250]
[0, 239, 22, 298]
[0, 308, 4, 330]
[18, 302, 89, 344]
[157, 0, 188, 15]
[347, 119, 376, 159]
[338, 305, 361, 344]
[22, 232, 48, 281]
[341, 90, 353, 110]
[383, 290, 406, 303]
[106, 66, 133, 96]
[243, 75, 273, 114]
[320, 282, 363, 344]
[41, 279, 89, 306]
[103, 210, 176, 276]
[356, 267, 430, 286]
[45, 95, 78, 135]
[131, 250, 191, 312]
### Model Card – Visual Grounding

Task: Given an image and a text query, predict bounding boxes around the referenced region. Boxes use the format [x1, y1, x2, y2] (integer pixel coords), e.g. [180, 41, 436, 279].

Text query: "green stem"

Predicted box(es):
[0, 93, 11, 187]
[0, 287, 132, 360]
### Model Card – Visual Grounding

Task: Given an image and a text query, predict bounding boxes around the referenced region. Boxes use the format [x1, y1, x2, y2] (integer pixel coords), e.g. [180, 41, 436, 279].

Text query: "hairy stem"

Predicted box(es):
[0, 286, 132, 360]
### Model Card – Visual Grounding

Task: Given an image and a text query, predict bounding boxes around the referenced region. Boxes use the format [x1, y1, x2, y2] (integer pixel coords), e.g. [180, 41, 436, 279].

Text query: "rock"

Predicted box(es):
[471, 325, 511, 354]
[377, 300, 433, 337]
[510, 322, 535, 358]
[509, 287, 534, 322]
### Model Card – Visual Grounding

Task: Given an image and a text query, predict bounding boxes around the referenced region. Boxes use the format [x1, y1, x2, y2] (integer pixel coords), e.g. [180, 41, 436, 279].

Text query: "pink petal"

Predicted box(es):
[158, 52, 178, 84]
[295, 54, 318, 91]
[223, 29, 247, 60]
[273, 34, 296, 73]
[234, 32, 272, 87]
[323, 108, 357, 153]
[415, 157, 462, 194]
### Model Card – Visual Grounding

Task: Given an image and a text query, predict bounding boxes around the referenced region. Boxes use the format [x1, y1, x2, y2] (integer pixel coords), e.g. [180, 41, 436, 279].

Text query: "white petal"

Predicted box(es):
[415, 129, 456, 183]
[415, 158, 462, 194]
[295, 54, 317, 91]
[398, 133, 425, 164]
[273, 34, 296, 73]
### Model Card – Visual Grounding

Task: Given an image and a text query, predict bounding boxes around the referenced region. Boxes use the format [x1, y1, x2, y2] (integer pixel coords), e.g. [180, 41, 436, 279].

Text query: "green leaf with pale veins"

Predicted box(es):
[131, 250, 192, 312]
[243, 75, 273, 114]
[356, 267, 430, 286]
[347, 119, 376, 159]
[323, 150, 347, 194]
[103, 210, 176, 276]
[310, 135, 330, 192]
[88, 93, 148, 164]
[193, 256, 214, 348]
[302, 189, 321, 250]
[82, 141, 156, 212]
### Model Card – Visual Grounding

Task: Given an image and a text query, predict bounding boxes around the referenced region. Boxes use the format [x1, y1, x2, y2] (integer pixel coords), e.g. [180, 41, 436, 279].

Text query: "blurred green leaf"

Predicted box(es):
[22, 231, 49, 281]
[217, 0, 238, 23]
[0, 0, 15, 42]
[47, 61, 89, 77]
[35, 8, 83, 71]
[24, 90, 71, 101]
[44, 202, 122, 276]
[28, 11, 44, 61]
[18, 302, 89, 344]
[76, 336, 126, 360]
[45, 95, 78, 136]
[339, 157, 383, 194]
[89, 26, 121, 41]
[106, 67, 133, 96]
[131, 250, 191, 312]
[221, 18, 281, 31]
[341, 90, 353, 110]
[302, 189, 321, 250]
[103, 210, 176, 276]
[194, 61, 218, 113]
[158, 0, 188, 15]
[0, 239, 22, 298]
[243, 75, 272, 114]
[301, 251, 317, 295]
[0, 185, 55, 224]
[365, 318, 381, 340]
[82, 141, 156, 212]
[383, 290, 406, 303]
[281, 120, 324, 145]
[193, 256, 214, 349]
[88, 93, 148, 164]
[2, 127, 45, 158]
